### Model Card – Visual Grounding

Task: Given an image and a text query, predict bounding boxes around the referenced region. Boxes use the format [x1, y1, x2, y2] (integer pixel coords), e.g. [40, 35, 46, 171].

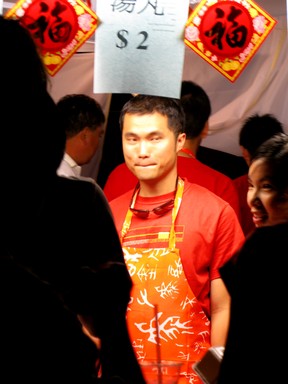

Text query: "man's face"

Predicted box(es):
[122, 112, 185, 185]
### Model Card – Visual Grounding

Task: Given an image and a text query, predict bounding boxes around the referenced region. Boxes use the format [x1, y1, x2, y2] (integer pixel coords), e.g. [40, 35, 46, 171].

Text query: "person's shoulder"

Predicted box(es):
[197, 146, 248, 179]
[232, 223, 287, 277]
[111, 162, 130, 173]
[249, 222, 288, 242]
[104, 163, 137, 201]
[57, 174, 96, 189]
[104, 163, 137, 184]
[178, 156, 234, 184]
[55, 175, 107, 204]
[233, 173, 247, 185]
[182, 178, 240, 218]
[195, 159, 235, 183]
[237, 224, 287, 265]
[106, 162, 135, 181]
[183, 177, 226, 201]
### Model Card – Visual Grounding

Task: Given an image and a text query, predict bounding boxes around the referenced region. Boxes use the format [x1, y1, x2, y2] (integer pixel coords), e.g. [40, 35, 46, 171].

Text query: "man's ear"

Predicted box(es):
[176, 133, 186, 152]
[200, 121, 209, 139]
[240, 146, 251, 166]
[79, 127, 89, 142]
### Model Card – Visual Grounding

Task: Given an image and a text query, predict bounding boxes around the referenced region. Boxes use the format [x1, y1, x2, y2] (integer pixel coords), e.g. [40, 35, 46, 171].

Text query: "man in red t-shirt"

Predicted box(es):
[104, 82, 240, 222]
[108, 95, 244, 384]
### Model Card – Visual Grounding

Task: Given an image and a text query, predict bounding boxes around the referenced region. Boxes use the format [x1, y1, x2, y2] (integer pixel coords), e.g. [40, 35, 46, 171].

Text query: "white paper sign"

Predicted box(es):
[94, 0, 189, 98]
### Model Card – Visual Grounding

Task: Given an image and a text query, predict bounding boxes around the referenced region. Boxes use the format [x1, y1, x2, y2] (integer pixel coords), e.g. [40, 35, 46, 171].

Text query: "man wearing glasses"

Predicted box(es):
[109, 95, 245, 384]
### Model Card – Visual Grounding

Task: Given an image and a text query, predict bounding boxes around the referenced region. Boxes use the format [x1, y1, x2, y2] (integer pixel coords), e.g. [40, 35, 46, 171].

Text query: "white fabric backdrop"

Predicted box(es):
[184, 13, 288, 156]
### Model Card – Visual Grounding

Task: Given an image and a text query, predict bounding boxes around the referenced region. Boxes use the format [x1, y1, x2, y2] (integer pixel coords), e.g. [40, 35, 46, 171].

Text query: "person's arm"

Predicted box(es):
[75, 182, 145, 384]
[210, 278, 231, 347]
[77, 263, 146, 384]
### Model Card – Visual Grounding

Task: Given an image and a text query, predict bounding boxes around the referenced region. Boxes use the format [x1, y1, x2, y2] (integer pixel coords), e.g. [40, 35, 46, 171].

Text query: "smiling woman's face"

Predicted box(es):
[247, 158, 288, 227]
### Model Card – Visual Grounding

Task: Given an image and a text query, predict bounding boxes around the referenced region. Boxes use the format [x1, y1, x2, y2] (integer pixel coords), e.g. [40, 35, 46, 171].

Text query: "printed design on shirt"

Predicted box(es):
[122, 224, 185, 247]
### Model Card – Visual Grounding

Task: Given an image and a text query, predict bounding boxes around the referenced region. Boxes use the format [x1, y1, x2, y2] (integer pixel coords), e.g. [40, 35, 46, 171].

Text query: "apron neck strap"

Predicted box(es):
[121, 177, 184, 248]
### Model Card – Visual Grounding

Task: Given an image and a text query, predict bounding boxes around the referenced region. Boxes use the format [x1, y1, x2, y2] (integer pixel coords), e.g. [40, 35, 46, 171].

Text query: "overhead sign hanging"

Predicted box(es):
[184, 0, 277, 82]
[93, 0, 189, 98]
[5, 0, 98, 76]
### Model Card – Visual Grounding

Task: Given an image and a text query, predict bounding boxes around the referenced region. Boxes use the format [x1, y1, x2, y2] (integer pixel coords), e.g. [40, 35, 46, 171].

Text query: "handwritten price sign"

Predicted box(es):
[93, 0, 189, 98]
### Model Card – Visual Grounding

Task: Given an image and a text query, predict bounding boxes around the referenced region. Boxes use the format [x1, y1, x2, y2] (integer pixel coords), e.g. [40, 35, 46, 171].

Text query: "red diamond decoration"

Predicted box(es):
[185, 0, 277, 82]
[6, 0, 98, 76]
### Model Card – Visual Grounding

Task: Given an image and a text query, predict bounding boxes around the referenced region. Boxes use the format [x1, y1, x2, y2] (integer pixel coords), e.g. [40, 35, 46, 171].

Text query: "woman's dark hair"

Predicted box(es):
[251, 133, 288, 193]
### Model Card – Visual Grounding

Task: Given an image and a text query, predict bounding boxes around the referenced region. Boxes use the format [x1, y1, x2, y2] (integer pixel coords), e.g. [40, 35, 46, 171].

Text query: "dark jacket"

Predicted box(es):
[218, 223, 288, 383]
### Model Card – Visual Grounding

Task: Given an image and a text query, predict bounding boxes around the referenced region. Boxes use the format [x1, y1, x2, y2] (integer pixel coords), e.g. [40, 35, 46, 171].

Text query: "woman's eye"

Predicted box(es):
[262, 183, 273, 190]
[247, 184, 253, 190]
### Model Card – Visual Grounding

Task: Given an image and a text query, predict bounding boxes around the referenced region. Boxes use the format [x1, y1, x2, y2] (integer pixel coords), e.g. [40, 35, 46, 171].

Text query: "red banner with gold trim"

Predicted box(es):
[6, 0, 98, 76]
[185, 0, 277, 82]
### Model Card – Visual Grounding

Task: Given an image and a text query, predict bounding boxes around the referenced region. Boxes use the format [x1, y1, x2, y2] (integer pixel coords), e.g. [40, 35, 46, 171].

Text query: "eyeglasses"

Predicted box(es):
[129, 183, 175, 219]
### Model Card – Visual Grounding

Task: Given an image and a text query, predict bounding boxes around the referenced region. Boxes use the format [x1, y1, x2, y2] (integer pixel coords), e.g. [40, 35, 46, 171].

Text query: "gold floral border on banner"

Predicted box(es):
[184, 0, 277, 82]
[6, 0, 98, 76]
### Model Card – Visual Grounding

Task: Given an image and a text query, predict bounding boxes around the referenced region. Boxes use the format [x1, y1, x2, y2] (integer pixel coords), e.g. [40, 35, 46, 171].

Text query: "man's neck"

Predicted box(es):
[178, 139, 199, 158]
[138, 172, 178, 197]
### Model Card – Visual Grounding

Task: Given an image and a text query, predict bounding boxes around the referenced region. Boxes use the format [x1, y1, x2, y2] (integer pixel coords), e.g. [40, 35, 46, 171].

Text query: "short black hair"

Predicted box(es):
[57, 94, 105, 138]
[119, 94, 185, 137]
[1, 16, 66, 175]
[180, 81, 211, 139]
[239, 113, 284, 157]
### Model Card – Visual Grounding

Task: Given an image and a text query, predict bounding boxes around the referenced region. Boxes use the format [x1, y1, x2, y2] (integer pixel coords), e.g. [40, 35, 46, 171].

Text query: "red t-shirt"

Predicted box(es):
[109, 179, 245, 318]
[104, 157, 240, 220]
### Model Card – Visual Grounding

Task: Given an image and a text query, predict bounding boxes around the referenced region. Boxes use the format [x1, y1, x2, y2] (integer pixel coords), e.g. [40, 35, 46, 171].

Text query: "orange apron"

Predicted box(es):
[121, 178, 211, 384]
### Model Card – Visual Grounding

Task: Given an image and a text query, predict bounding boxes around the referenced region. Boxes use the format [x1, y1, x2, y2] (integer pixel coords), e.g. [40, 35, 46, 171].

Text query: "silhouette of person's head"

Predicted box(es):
[1, 16, 66, 238]
[239, 113, 284, 166]
[1, 16, 66, 180]
[180, 80, 211, 139]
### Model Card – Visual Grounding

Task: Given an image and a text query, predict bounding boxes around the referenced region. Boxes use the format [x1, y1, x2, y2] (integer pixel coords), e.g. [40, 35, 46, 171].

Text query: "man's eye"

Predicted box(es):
[127, 137, 137, 142]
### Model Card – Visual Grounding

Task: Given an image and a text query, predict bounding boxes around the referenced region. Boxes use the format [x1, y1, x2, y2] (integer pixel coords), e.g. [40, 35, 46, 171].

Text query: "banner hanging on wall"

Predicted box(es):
[5, 0, 98, 76]
[184, 0, 277, 82]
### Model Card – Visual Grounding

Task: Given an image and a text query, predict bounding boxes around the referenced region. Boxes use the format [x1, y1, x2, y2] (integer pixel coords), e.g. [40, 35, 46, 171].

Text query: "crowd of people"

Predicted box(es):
[2, 12, 287, 384]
